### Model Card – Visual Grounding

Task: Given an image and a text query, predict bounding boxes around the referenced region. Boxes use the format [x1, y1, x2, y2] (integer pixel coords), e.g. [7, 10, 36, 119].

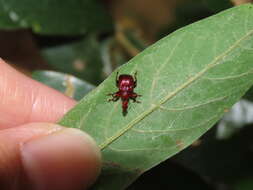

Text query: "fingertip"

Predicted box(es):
[21, 127, 101, 190]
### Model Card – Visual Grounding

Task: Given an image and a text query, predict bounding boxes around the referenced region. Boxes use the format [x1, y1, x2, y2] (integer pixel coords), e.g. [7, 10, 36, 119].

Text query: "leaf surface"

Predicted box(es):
[0, 0, 112, 34]
[60, 4, 253, 190]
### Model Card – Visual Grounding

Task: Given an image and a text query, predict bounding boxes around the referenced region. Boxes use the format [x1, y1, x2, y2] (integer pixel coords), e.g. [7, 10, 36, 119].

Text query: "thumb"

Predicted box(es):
[0, 123, 101, 190]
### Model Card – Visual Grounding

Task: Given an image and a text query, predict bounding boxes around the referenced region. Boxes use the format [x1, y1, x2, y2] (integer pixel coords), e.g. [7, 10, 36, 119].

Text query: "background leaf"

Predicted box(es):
[32, 70, 95, 100]
[60, 4, 253, 190]
[41, 35, 104, 85]
[0, 0, 112, 35]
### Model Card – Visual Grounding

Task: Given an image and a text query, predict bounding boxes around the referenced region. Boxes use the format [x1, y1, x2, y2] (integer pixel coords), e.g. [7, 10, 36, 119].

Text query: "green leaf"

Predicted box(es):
[41, 35, 104, 85]
[60, 4, 253, 190]
[32, 70, 95, 101]
[0, 0, 112, 35]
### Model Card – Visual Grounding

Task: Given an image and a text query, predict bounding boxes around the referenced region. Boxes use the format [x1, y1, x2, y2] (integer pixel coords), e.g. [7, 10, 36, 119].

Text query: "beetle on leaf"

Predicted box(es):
[108, 72, 141, 116]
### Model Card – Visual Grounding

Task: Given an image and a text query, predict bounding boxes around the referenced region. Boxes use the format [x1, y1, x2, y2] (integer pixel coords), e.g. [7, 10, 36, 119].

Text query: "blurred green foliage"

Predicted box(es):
[0, 0, 112, 34]
[41, 35, 104, 85]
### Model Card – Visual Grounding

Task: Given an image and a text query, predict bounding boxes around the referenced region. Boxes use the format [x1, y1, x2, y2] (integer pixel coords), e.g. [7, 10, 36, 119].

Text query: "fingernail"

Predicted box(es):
[21, 127, 101, 190]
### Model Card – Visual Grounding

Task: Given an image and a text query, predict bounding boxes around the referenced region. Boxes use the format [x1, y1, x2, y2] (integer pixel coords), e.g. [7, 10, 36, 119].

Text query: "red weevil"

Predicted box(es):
[108, 72, 141, 116]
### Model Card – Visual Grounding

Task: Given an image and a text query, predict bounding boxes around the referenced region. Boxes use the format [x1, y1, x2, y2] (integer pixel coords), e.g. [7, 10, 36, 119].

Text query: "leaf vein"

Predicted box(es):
[99, 29, 253, 150]
[157, 95, 227, 111]
[204, 69, 253, 81]
[132, 114, 219, 133]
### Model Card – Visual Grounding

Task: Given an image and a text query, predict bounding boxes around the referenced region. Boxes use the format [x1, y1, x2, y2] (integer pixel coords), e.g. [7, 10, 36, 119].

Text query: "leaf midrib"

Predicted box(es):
[100, 29, 253, 150]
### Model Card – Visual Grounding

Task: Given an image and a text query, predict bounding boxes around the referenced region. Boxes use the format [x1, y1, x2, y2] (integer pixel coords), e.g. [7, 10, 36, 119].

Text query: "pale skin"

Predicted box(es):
[0, 59, 101, 190]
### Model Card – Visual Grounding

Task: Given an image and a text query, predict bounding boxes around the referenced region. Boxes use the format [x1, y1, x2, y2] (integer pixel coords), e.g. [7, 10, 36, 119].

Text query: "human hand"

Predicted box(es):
[0, 59, 101, 190]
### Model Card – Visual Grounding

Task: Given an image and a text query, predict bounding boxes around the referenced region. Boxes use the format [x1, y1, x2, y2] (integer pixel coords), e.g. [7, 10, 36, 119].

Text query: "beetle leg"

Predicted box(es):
[131, 97, 141, 103]
[131, 92, 141, 103]
[107, 92, 120, 102]
[116, 71, 119, 87]
[131, 92, 141, 98]
[108, 96, 120, 102]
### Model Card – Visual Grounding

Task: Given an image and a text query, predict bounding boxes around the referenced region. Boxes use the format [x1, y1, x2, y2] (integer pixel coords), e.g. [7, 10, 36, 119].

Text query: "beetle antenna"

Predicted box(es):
[134, 71, 137, 82]
[115, 71, 119, 87]
[116, 71, 119, 80]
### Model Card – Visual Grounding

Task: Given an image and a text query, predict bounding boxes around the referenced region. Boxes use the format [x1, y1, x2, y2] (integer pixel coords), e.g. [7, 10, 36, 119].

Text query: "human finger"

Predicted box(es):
[0, 59, 76, 128]
[0, 123, 101, 190]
